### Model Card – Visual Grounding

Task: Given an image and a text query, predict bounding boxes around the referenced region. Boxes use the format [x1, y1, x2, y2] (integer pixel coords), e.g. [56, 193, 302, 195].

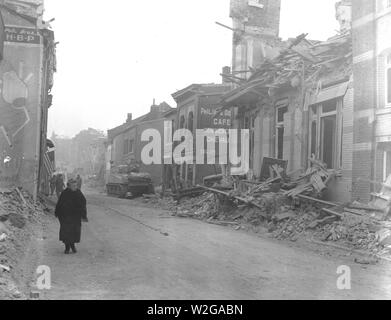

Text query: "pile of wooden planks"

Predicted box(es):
[284, 158, 335, 198]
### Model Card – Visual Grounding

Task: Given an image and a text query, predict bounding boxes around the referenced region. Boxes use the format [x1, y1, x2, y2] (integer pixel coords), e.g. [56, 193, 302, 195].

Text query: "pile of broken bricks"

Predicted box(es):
[164, 174, 391, 262]
[0, 187, 51, 299]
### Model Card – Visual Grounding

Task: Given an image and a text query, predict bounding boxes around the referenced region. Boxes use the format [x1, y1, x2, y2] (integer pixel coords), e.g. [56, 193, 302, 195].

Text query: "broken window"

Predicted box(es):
[309, 99, 343, 169]
[275, 104, 288, 160]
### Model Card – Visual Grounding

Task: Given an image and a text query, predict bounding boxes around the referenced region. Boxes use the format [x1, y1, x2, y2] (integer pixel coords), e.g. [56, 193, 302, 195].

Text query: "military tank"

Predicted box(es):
[106, 163, 154, 198]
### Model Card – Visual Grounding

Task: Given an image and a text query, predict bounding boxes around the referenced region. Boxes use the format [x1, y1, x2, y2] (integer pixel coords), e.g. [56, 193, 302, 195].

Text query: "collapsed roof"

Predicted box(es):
[221, 30, 352, 106]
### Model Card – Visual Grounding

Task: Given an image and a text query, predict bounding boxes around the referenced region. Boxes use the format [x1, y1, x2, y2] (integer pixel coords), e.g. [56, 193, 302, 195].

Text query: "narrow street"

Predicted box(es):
[29, 190, 391, 300]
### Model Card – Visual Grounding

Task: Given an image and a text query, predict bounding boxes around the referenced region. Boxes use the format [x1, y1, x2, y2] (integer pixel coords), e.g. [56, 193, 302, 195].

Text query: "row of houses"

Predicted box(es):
[106, 0, 391, 203]
[0, 0, 56, 199]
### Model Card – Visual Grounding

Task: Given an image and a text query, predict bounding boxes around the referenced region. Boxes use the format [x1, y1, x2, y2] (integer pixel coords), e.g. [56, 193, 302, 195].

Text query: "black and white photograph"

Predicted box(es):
[0, 0, 391, 305]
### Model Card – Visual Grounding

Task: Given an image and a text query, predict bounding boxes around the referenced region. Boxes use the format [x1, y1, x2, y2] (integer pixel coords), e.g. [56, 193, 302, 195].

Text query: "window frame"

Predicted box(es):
[275, 102, 288, 160]
[309, 98, 343, 170]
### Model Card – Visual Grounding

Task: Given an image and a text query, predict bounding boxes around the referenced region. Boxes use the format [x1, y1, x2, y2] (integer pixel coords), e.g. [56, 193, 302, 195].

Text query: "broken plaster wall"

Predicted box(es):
[268, 82, 355, 203]
[282, 93, 305, 173]
[230, 0, 281, 76]
[0, 8, 45, 197]
[264, 88, 305, 174]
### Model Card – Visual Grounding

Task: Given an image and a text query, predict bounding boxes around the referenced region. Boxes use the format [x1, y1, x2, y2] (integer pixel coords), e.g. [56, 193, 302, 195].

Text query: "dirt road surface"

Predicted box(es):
[26, 190, 391, 300]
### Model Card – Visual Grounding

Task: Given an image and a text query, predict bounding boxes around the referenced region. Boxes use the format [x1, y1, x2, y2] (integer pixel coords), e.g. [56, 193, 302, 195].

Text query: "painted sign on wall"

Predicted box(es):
[0, 26, 42, 192]
[4, 26, 41, 44]
[198, 95, 232, 130]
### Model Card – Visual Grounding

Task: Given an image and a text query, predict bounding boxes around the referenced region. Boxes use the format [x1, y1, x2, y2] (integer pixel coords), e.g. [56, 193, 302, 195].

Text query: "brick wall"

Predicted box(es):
[326, 86, 354, 202]
[230, 0, 281, 36]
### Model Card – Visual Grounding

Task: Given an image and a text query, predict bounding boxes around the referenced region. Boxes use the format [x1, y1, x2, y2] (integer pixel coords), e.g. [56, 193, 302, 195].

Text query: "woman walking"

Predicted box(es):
[55, 179, 88, 254]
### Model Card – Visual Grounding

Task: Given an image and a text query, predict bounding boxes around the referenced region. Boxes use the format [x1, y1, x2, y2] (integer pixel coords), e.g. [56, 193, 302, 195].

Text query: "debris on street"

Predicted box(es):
[134, 158, 391, 261]
[0, 188, 52, 300]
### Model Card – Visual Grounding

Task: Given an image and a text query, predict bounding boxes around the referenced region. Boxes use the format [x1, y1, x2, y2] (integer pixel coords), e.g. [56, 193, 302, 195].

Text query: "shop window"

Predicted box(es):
[309, 99, 343, 169]
[276, 105, 288, 160]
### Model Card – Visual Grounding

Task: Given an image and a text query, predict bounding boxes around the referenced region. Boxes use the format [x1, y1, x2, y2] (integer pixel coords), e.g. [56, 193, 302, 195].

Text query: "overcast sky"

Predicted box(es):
[45, 0, 339, 138]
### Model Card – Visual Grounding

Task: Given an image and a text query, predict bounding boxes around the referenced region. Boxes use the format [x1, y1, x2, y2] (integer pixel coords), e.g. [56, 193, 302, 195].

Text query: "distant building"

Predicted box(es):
[106, 102, 173, 185]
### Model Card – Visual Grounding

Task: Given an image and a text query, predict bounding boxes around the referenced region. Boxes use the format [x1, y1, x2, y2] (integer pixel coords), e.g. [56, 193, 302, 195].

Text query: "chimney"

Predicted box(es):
[127, 113, 132, 123]
[222, 66, 231, 84]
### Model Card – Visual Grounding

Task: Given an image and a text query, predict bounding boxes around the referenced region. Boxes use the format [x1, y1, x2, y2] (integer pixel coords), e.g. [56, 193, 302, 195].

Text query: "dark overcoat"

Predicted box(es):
[55, 188, 87, 244]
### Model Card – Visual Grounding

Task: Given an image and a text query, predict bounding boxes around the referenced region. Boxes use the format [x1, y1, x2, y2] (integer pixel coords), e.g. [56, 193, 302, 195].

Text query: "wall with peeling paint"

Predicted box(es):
[0, 7, 43, 196]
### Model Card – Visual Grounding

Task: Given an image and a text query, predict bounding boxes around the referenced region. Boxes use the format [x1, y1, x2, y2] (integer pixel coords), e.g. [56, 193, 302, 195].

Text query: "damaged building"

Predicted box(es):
[0, 0, 56, 199]
[171, 83, 233, 187]
[216, 0, 391, 204]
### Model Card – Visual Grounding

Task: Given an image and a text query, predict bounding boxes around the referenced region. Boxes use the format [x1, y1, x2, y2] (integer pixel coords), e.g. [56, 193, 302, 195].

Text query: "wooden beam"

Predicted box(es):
[321, 208, 343, 218]
[296, 194, 340, 207]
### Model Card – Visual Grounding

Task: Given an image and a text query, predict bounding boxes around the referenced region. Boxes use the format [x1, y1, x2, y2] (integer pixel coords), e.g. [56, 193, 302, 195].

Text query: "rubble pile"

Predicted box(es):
[169, 190, 391, 256]
[283, 158, 336, 198]
[0, 188, 51, 300]
[140, 194, 177, 211]
[131, 156, 391, 259]
[267, 201, 388, 254]
[314, 214, 388, 252]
